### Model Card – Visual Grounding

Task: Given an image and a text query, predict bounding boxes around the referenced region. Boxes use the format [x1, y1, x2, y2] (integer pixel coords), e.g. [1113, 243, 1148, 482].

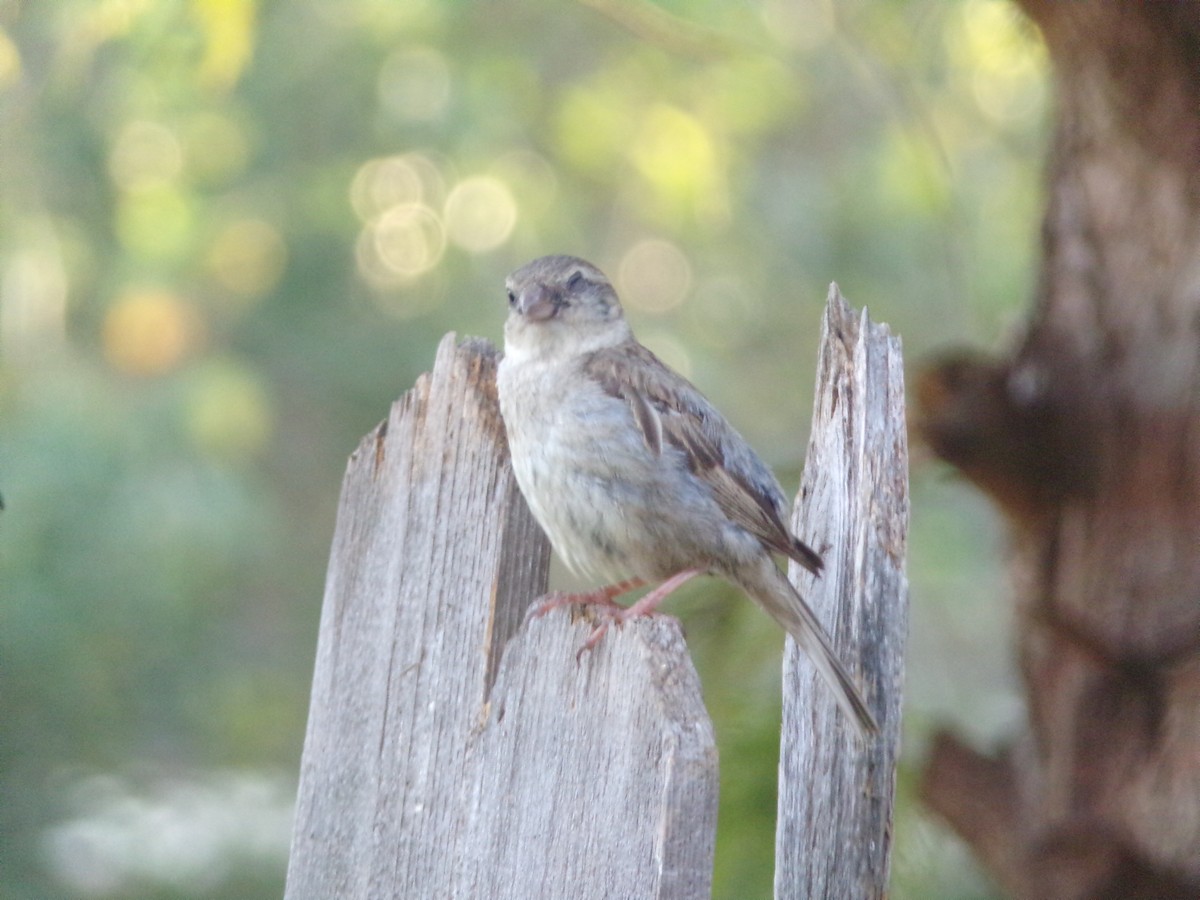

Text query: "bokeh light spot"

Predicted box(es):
[186, 360, 273, 461]
[954, 0, 1046, 125]
[109, 121, 184, 192]
[115, 186, 195, 261]
[618, 239, 692, 314]
[629, 104, 724, 219]
[0, 27, 21, 89]
[102, 288, 204, 376]
[443, 176, 517, 253]
[1, 233, 69, 354]
[555, 83, 636, 174]
[206, 219, 287, 303]
[356, 203, 445, 289]
[350, 153, 446, 222]
[192, 0, 256, 90]
[373, 203, 445, 276]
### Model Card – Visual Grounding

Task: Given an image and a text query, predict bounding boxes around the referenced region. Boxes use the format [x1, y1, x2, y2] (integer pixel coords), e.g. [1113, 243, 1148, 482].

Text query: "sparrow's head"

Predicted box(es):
[503, 255, 631, 361]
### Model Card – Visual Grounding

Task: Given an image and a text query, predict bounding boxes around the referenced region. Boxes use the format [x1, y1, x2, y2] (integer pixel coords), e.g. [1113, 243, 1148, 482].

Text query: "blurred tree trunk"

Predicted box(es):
[917, 3, 1200, 898]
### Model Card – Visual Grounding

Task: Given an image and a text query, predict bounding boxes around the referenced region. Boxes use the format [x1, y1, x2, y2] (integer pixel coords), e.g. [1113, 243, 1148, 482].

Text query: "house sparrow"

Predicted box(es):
[497, 255, 877, 737]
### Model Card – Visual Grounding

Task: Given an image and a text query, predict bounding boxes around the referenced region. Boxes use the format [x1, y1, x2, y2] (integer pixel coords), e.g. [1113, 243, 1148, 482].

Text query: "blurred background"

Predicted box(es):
[1, 0, 1046, 896]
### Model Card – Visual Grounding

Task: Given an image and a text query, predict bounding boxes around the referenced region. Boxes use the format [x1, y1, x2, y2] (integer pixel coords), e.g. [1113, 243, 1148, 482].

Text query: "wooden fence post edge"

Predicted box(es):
[286, 334, 719, 900]
[775, 285, 910, 900]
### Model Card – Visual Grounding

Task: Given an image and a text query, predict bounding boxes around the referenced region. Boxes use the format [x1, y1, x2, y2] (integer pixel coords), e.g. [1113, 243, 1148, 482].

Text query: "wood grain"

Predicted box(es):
[775, 285, 909, 900]
[285, 333, 717, 900]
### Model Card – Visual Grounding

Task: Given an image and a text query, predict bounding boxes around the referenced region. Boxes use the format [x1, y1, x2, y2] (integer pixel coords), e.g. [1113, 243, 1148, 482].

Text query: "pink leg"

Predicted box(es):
[618, 568, 704, 619]
[577, 568, 705, 657]
[530, 577, 646, 618]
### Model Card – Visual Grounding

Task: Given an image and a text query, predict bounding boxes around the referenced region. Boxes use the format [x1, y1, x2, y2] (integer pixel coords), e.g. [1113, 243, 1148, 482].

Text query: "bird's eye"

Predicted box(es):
[506, 289, 516, 306]
[566, 271, 584, 290]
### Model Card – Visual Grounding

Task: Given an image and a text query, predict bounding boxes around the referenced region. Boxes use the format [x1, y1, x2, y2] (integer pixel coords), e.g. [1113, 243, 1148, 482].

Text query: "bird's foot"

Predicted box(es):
[574, 568, 705, 660]
[528, 577, 646, 620]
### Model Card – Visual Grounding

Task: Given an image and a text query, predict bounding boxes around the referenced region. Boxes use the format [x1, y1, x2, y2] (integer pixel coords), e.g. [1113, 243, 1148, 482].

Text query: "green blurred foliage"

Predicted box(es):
[1, 0, 1046, 896]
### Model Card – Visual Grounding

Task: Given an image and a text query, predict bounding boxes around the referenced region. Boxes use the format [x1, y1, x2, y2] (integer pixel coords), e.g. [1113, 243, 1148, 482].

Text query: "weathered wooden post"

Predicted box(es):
[775, 286, 909, 899]
[285, 335, 718, 900]
[285, 287, 907, 899]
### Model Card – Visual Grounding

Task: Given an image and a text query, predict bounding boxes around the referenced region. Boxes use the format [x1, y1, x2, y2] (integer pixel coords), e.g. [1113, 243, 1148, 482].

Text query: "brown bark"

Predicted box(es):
[917, 3, 1200, 898]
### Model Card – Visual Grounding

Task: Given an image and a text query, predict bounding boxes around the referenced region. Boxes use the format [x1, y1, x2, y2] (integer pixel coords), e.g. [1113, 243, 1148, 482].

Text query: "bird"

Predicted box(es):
[496, 254, 877, 737]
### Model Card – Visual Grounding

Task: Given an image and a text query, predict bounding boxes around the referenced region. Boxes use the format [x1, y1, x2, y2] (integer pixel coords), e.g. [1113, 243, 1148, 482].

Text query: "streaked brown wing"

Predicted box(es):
[582, 343, 822, 574]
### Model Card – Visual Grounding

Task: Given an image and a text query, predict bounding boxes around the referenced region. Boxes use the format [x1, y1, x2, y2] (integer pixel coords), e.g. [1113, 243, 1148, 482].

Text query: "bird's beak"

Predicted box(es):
[515, 284, 558, 321]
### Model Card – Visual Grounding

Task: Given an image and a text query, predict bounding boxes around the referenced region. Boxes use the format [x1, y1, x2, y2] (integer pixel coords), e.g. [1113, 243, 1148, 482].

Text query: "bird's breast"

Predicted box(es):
[497, 357, 667, 581]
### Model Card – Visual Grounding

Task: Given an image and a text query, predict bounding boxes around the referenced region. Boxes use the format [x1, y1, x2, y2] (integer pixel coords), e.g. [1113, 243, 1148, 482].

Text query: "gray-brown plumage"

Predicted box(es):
[582, 343, 826, 577]
[497, 254, 877, 737]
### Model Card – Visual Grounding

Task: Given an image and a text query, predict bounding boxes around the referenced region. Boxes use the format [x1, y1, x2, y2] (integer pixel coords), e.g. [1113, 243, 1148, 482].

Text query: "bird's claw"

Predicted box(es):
[575, 620, 612, 662]
[573, 605, 648, 662]
[527, 591, 576, 620]
[524, 575, 674, 661]
[528, 593, 625, 662]
[527, 587, 628, 622]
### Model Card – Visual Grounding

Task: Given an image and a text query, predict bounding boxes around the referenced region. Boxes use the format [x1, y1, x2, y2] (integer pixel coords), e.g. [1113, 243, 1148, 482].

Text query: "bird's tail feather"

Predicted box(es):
[736, 559, 878, 738]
